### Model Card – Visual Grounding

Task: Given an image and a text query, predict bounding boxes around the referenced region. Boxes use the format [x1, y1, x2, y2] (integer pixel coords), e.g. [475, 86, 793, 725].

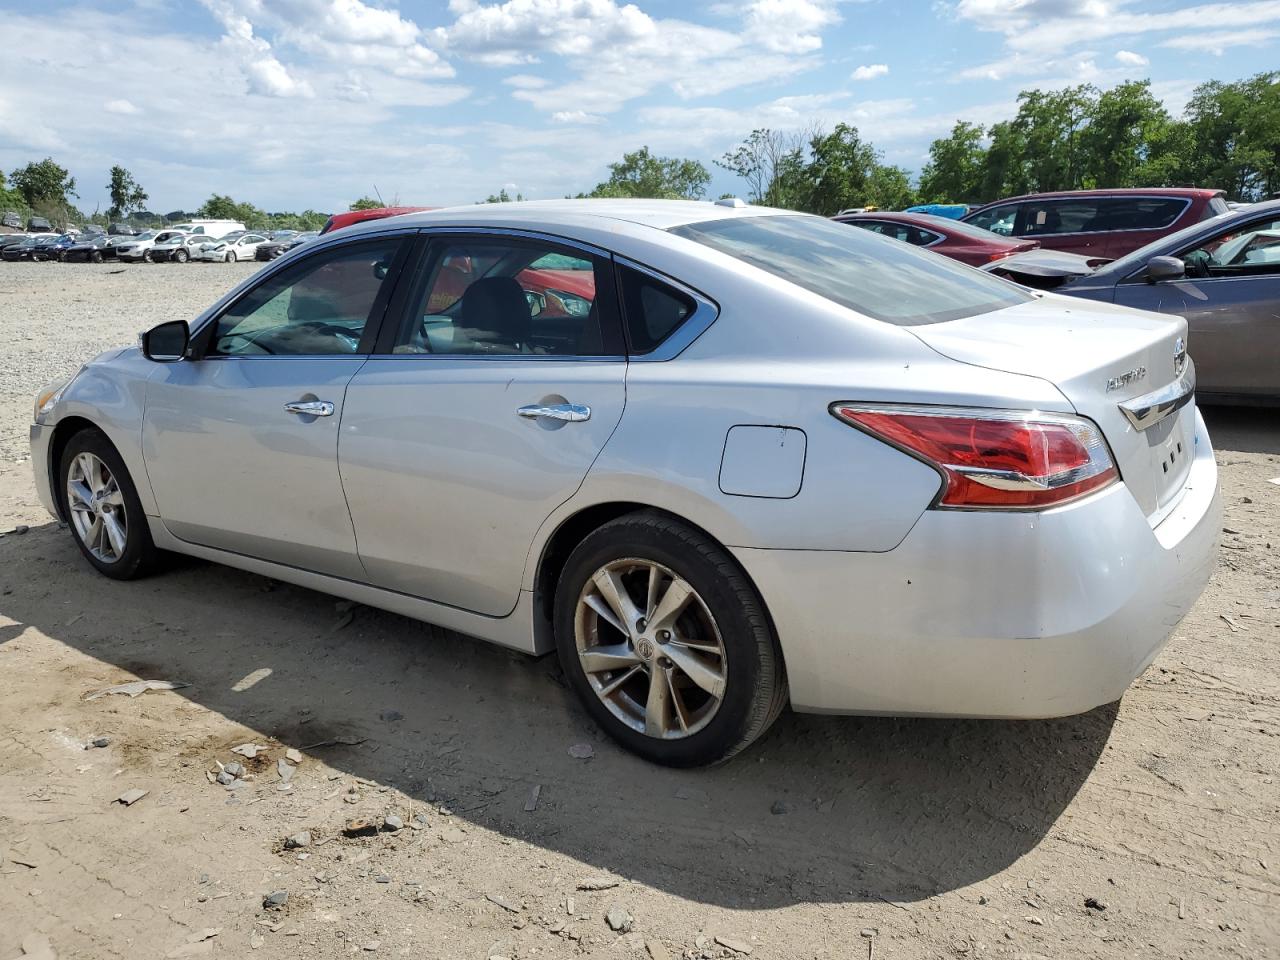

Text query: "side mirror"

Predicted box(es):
[1146, 255, 1185, 283]
[141, 320, 189, 362]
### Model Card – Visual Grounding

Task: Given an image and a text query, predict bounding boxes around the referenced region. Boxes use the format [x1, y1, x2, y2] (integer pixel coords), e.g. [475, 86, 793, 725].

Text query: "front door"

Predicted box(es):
[340, 233, 628, 616]
[1114, 212, 1280, 397]
[142, 236, 409, 578]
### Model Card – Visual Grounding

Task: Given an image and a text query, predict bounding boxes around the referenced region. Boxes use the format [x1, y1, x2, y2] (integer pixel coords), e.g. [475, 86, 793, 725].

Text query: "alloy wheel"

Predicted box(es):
[574, 558, 728, 740]
[66, 452, 128, 563]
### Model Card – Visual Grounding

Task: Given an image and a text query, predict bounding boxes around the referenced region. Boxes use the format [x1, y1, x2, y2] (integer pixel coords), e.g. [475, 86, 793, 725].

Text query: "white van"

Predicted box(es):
[169, 219, 246, 239]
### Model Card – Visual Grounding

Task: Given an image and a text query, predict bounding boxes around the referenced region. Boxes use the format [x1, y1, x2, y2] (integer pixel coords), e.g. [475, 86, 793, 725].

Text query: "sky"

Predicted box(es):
[1, 0, 1278, 215]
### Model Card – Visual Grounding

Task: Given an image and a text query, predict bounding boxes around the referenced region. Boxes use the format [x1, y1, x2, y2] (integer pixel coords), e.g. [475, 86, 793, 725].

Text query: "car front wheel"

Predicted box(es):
[60, 429, 159, 580]
[554, 511, 787, 766]
[226, 250, 236, 262]
[174, 249, 188, 263]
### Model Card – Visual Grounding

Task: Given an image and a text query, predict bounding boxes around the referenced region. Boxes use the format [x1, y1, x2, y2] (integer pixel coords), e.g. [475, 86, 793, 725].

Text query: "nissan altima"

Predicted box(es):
[30, 200, 1220, 766]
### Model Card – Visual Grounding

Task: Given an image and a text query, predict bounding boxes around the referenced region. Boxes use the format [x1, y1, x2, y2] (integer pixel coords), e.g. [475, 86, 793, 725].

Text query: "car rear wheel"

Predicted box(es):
[554, 511, 787, 766]
[90, 250, 103, 263]
[174, 249, 188, 263]
[143, 250, 154, 263]
[60, 429, 160, 580]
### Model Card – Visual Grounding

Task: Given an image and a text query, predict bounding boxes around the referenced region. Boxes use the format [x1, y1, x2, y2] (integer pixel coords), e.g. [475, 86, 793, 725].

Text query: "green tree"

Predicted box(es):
[716, 127, 815, 208]
[1011, 85, 1098, 192]
[197, 194, 268, 229]
[483, 188, 525, 203]
[1078, 81, 1173, 188]
[918, 121, 987, 203]
[9, 157, 77, 214]
[1180, 72, 1280, 199]
[864, 163, 917, 210]
[348, 196, 383, 211]
[106, 165, 148, 219]
[583, 147, 710, 200]
[800, 124, 888, 214]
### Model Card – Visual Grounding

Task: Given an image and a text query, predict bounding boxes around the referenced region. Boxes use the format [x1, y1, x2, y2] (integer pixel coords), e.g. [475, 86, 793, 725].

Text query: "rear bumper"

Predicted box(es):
[734, 408, 1221, 718]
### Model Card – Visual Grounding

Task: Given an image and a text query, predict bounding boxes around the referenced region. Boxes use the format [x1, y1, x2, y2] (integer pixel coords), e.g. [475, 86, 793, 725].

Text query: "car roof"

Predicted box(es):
[971, 187, 1222, 210]
[338, 198, 802, 240]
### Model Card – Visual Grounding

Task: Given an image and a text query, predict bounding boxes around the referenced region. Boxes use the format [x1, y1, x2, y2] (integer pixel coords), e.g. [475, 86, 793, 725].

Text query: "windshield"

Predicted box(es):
[670, 214, 1031, 326]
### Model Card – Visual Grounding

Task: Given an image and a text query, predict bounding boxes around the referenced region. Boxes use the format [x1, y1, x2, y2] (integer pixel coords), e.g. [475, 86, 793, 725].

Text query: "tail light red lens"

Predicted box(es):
[986, 249, 1018, 262]
[832, 404, 1119, 509]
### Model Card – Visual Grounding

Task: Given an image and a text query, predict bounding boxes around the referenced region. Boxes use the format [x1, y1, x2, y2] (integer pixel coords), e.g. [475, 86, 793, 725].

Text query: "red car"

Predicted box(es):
[833, 211, 1039, 266]
[963, 188, 1228, 258]
[321, 206, 436, 235]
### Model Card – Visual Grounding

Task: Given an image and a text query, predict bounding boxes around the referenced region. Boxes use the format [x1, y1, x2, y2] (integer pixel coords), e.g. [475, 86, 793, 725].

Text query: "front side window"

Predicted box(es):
[671, 214, 1029, 327]
[1021, 199, 1100, 236]
[210, 239, 402, 356]
[1179, 217, 1280, 278]
[965, 203, 1019, 236]
[391, 238, 621, 356]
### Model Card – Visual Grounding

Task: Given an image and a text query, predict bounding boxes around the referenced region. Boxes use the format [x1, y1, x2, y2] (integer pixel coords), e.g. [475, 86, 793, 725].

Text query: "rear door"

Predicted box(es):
[1019, 197, 1107, 255]
[339, 231, 628, 616]
[1113, 212, 1280, 398]
[1095, 196, 1195, 258]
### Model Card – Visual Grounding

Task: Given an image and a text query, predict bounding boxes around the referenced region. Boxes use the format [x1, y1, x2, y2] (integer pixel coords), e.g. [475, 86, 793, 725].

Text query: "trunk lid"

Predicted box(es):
[908, 294, 1195, 521]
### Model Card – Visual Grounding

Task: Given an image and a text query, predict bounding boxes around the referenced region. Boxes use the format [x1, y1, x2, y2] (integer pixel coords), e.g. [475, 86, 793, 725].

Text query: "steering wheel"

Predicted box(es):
[217, 330, 276, 355]
[296, 320, 361, 351]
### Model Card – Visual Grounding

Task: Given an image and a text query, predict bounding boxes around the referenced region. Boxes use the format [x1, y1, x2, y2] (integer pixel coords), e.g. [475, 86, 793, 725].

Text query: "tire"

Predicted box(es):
[554, 510, 787, 766]
[90, 250, 103, 264]
[226, 250, 236, 263]
[143, 250, 154, 263]
[59, 428, 160, 580]
[174, 249, 188, 263]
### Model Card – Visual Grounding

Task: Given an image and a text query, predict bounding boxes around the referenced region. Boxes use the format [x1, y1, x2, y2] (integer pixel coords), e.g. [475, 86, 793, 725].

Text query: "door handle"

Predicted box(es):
[284, 400, 335, 417]
[517, 402, 591, 423]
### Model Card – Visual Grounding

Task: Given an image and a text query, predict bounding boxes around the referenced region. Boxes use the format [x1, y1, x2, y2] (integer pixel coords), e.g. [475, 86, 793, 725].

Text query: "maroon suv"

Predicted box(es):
[963, 188, 1229, 258]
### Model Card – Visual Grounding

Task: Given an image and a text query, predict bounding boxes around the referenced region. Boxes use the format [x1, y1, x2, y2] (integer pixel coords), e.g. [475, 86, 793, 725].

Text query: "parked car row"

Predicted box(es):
[1, 223, 318, 264]
[834, 186, 1276, 403]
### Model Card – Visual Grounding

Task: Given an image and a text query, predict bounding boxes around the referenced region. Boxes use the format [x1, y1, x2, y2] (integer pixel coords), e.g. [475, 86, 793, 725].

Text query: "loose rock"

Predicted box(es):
[89, 737, 110, 749]
[577, 876, 620, 891]
[116, 788, 148, 806]
[263, 890, 288, 910]
[770, 800, 792, 815]
[487, 893, 520, 913]
[715, 935, 753, 954]
[567, 742, 594, 759]
[383, 814, 403, 832]
[1085, 897, 1108, 911]
[605, 905, 633, 932]
[284, 832, 311, 849]
[223, 761, 245, 779]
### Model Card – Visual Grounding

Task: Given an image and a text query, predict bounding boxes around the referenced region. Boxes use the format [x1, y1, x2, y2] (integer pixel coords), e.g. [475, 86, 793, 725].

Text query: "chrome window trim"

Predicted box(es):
[613, 255, 720, 362]
[1015, 195, 1193, 238]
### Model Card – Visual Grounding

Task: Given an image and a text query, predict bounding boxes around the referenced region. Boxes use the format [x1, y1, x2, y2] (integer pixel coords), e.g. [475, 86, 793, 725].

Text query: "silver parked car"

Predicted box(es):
[30, 200, 1220, 766]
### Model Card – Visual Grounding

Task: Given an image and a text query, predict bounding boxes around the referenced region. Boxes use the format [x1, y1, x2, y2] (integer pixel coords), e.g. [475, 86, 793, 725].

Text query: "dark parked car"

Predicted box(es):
[2, 235, 55, 261]
[255, 230, 318, 260]
[2, 212, 22, 230]
[834, 211, 1041, 266]
[963, 188, 1228, 258]
[0, 232, 32, 250]
[43, 234, 77, 261]
[27, 216, 53, 232]
[63, 234, 115, 263]
[108, 222, 140, 236]
[1047, 199, 1280, 403]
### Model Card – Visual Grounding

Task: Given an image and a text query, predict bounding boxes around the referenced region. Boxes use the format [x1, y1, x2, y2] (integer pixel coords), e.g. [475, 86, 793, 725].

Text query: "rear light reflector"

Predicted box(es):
[832, 404, 1119, 509]
[986, 249, 1017, 262]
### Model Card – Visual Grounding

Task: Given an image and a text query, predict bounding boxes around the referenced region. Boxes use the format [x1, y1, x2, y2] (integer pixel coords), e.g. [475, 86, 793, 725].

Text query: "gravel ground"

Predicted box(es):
[0, 261, 1277, 960]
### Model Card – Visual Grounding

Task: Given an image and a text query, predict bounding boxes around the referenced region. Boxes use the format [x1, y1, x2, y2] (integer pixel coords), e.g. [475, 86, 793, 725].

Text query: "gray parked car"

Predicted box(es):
[1047, 199, 1280, 404]
[30, 200, 1219, 765]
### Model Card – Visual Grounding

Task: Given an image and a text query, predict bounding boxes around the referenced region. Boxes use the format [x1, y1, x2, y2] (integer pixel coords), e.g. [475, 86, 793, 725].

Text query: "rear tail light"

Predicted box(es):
[986, 249, 1017, 262]
[832, 404, 1119, 509]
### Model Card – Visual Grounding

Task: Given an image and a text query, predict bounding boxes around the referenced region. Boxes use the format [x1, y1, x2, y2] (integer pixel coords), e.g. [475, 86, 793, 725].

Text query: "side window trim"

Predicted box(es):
[614, 256, 720, 362]
[371, 228, 627, 360]
[191, 234, 414, 360]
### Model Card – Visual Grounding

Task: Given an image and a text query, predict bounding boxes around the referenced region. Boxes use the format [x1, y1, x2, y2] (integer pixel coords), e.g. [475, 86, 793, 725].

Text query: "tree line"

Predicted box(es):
[5, 71, 1274, 232]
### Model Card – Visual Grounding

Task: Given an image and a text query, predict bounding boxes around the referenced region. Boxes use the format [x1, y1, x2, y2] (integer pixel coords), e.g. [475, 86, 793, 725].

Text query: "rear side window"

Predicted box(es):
[847, 220, 940, 246]
[1098, 197, 1189, 230]
[671, 215, 1029, 327]
[1205, 196, 1230, 219]
[618, 266, 696, 353]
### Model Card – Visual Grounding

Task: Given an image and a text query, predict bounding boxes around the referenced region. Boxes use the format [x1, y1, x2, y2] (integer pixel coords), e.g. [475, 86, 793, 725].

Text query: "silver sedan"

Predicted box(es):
[30, 200, 1221, 766]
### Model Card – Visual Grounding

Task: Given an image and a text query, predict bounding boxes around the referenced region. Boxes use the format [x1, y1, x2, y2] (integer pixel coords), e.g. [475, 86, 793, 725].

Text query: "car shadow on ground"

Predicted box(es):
[1, 521, 1117, 910]
[1202, 404, 1280, 456]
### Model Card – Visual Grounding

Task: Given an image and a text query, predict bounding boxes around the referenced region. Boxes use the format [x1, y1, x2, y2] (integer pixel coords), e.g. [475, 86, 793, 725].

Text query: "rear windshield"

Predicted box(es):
[670, 215, 1030, 326]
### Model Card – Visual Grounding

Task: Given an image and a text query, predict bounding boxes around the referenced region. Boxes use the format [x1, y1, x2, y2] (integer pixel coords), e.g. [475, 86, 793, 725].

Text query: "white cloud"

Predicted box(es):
[1160, 27, 1279, 53]
[741, 0, 841, 54]
[851, 63, 889, 80]
[502, 74, 551, 89]
[1114, 48, 1148, 65]
[551, 110, 605, 123]
[952, 0, 1280, 54]
[105, 99, 141, 115]
[197, 2, 315, 97]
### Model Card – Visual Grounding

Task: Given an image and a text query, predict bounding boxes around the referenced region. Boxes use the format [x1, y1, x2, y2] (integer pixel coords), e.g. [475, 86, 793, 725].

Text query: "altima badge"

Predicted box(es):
[1107, 366, 1147, 392]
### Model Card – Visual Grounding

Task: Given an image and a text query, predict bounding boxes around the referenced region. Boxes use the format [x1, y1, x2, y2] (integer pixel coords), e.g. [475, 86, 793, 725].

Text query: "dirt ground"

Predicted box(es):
[0, 262, 1277, 960]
